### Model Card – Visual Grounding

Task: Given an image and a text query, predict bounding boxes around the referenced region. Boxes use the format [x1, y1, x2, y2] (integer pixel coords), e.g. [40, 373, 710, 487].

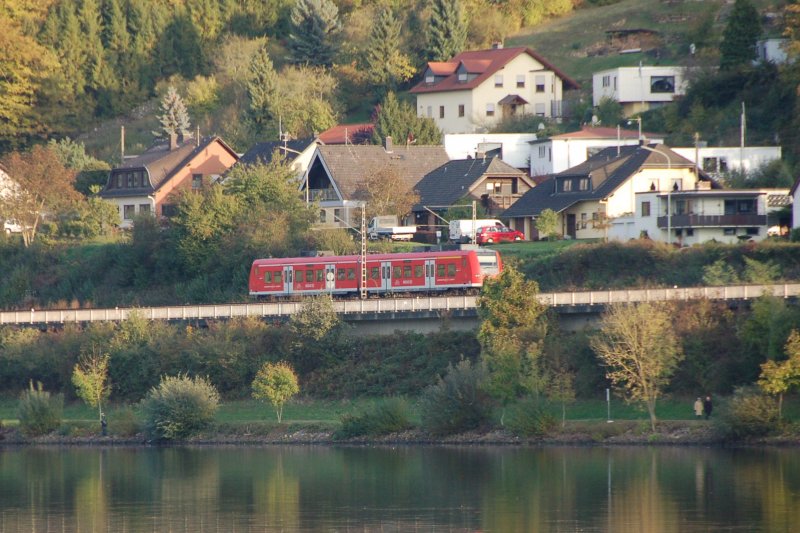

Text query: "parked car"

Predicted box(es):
[475, 225, 524, 244]
[3, 219, 23, 234]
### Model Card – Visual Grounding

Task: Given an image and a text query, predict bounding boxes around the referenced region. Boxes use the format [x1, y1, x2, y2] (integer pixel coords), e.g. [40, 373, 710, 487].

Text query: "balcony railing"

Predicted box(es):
[656, 214, 767, 228]
[308, 188, 339, 202]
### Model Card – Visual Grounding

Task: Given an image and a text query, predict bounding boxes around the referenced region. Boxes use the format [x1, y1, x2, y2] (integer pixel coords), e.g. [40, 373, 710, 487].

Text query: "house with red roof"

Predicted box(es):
[100, 134, 238, 228]
[410, 44, 579, 134]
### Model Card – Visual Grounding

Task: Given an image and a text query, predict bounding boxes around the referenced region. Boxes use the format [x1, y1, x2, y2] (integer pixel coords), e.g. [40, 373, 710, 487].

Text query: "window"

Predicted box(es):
[650, 76, 675, 94]
[516, 75, 525, 88]
[116, 175, 122, 188]
[641, 201, 651, 217]
[580, 213, 587, 229]
[448, 264, 456, 276]
[296, 270, 304, 283]
[486, 103, 495, 117]
[371, 267, 380, 280]
[458, 72, 467, 82]
[723, 228, 736, 236]
[562, 180, 572, 192]
[725, 199, 756, 214]
[126, 173, 133, 187]
[338, 269, 346, 281]
[123, 204, 135, 220]
[534, 103, 545, 116]
[347, 268, 355, 280]
[437, 264, 445, 277]
[602, 75, 610, 87]
[334, 208, 342, 222]
[139, 204, 150, 214]
[264, 272, 272, 283]
[535, 75, 545, 93]
[439, 106, 445, 119]
[458, 104, 465, 117]
[686, 228, 694, 237]
[394, 266, 402, 279]
[425, 75, 435, 84]
[192, 174, 203, 189]
[538, 146, 546, 158]
[414, 265, 423, 277]
[319, 210, 326, 223]
[746, 227, 759, 236]
[404, 265, 412, 278]
[161, 204, 177, 217]
[316, 270, 324, 282]
[275, 271, 282, 283]
[494, 74, 503, 87]
[579, 178, 589, 191]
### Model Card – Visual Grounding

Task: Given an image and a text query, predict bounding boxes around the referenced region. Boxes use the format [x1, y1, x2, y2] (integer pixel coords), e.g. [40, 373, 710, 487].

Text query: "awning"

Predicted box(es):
[497, 94, 529, 105]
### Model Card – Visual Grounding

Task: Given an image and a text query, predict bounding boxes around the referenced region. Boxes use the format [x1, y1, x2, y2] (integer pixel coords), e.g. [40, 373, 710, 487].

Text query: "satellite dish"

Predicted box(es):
[591, 114, 600, 126]
[537, 123, 546, 131]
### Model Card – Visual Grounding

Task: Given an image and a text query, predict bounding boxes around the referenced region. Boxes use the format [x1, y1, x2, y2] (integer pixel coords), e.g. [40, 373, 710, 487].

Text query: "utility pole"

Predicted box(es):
[471, 200, 477, 244]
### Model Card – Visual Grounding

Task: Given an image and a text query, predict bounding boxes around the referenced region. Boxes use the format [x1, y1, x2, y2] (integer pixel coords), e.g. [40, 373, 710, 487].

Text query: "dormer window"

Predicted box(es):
[458, 72, 467, 82]
[426, 75, 435, 84]
[562, 180, 572, 192]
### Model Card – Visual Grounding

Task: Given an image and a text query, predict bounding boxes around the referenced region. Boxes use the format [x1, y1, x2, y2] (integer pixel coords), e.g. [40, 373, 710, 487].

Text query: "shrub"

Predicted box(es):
[506, 398, 556, 437]
[17, 381, 63, 437]
[418, 359, 492, 436]
[335, 397, 413, 439]
[109, 406, 142, 437]
[141, 375, 220, 441]
[717, 386, 779, 440]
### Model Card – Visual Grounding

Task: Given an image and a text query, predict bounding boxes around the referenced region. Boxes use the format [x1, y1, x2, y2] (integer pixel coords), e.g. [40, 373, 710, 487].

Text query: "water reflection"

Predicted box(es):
[1, 446, 799, 531]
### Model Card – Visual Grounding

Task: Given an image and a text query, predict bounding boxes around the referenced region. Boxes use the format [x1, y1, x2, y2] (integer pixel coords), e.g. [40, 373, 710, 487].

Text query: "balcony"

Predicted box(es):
[308, 188, 339, 202]
[656, 214, 767, 228]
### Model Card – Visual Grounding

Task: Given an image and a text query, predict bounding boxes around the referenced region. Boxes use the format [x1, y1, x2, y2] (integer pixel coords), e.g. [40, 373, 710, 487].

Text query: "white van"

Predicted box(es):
[448, 219, 502, 243]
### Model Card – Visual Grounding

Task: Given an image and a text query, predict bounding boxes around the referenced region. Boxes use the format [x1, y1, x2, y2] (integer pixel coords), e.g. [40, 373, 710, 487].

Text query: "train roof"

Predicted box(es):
[251, 250, 498, 266]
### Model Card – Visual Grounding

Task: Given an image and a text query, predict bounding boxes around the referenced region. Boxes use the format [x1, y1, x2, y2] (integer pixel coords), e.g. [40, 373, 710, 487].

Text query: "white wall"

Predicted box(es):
[444, 133, 538, 168]
[593, 66, 688, 108]
[530, 136, 664, 176]
[671, 146, 782, 175]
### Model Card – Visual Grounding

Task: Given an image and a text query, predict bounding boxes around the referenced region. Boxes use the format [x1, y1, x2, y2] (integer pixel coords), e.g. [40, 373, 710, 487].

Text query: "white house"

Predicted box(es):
[444, 133, 538, 169]
[410, 45, 579, 134]
[756, 38, 789, 64]
[592, 66, 688, 116]
[529, 126, 665, 176]
[615, 188, 792, 245]
[671, 146, 782, 177]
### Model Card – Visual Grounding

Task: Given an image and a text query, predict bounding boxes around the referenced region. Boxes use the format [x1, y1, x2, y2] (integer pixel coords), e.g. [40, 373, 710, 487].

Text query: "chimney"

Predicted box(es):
[384, 136, 393, 153]
[492, 41, 503, 49]
[169, 132, 178, 151]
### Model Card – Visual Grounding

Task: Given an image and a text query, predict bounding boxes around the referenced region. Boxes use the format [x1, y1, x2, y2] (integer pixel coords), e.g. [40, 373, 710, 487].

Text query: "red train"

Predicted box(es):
[249, 249, 503, 297]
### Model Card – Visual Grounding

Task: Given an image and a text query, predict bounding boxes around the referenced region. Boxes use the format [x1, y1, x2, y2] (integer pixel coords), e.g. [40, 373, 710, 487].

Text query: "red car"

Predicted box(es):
[475, 225, 525, 244]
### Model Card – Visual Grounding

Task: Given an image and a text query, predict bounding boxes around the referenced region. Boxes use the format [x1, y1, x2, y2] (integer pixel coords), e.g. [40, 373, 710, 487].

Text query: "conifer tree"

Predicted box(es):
[720, 0, 761, 70]
[153, 86, 191, 139]
[288, 0, 341, 66]
[246, 45, 279, 135]
[80, 0, 116, 99]
[363, 7, 414, 94]
[427, 0, 467, 61]
[371, 92, 442, 145]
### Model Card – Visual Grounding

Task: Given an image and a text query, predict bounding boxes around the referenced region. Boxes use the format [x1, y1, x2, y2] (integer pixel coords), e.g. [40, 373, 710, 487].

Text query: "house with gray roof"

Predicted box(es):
[100, 134, 238, 228]
[503, 144, 713, 240]
[302, 138, 449, 229]
[238, 137, 318, 176]
[412, 156, 533, 229]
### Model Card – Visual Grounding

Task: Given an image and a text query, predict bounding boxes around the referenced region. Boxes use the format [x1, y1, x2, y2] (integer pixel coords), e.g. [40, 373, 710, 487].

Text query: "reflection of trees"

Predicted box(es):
[253, 452, 300, 530]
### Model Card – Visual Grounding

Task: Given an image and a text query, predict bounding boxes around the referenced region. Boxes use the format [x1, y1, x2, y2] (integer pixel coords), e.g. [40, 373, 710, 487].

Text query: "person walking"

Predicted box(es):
[703, 395, 713, 420]
[694, 397, 704, 418]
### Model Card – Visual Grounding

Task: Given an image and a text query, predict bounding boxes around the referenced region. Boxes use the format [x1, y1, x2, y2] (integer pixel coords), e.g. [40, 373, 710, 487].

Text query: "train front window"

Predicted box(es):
[394, 266, 402, 279]
[264, 271, 272, 283]
[477, 252, 499, 275]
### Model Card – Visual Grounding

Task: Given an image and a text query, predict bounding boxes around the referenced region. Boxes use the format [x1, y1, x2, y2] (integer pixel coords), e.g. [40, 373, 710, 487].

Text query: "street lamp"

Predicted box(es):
[627, 117, 643, 141]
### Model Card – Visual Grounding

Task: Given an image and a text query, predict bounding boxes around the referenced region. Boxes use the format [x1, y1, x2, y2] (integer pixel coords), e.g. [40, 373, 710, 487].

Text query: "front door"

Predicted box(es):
[566, 214, 576, 239]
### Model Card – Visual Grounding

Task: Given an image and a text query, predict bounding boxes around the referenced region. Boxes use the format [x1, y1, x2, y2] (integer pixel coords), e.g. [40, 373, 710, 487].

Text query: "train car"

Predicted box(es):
[249, 249, 502, 297]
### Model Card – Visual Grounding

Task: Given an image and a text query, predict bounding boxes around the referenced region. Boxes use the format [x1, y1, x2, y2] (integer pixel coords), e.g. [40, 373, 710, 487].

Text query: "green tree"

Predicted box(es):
[363, 7, 415, 94]
[372, 92, 442, 145]
[535, 209, 559, 240]
[595, 97, 623, 128]
[288, 295, 347, 374]
[427, 0, 467, 61]
[720, 0, 761, 70]
[252, 361, 299, 422]
[141, 374, 220, 441]
[246, 44, 279, 135]
[758, 330, 800, 418]
[477, 266, 548, 422]
[702, 259, 740, 286]
[591, 303, 683, 432]
[288, 0, 341, 67]
[72, 350, 111, 424]
[153, 86, 192, 139]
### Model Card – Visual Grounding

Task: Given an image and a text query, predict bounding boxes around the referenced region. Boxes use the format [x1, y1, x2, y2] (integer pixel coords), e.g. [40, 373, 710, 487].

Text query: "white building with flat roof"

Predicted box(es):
[593, 66, 688, 116]
[671, 146, 782, 177]
[444, 133, 538, 169]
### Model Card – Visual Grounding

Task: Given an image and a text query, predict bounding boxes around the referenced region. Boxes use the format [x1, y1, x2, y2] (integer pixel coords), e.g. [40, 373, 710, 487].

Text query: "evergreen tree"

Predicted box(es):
[427, 0, 467, 61]
[153, 86, 191, 139]
[288, 0, 341, 67]
[720, 0, 761, 70]
[80, 0, 116, 99]
[363, 7, 414, 95]
[372, 92, 442, 145]
[246, 45, 279, 135]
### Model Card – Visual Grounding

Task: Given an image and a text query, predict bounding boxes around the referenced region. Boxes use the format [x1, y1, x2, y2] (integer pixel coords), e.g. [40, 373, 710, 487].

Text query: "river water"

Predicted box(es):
[1, 445, 798, 532]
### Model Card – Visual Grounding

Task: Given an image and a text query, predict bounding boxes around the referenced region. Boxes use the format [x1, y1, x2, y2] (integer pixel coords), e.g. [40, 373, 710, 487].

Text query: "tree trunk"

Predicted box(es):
[646, 399, 657, 432]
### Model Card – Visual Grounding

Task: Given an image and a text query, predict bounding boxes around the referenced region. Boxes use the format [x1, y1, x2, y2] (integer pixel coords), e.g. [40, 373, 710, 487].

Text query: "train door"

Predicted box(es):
[325, 264, 336, 294]
[381, 261, 393, 291]
[425, 259, 436, 289]
[283, 266, 293, 295]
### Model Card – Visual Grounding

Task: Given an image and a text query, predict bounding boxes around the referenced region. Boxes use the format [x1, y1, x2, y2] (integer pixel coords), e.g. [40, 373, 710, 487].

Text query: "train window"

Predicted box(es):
[393, 266, 402, 279]
[316, 270, 324, 282]
[414, 265, 423, 277]
[264, 271, 272, 283]
[307, 270, 314, 282]
[296, 270, 304, 283]
[404, 265, 412, 278]
[448, 264, 456, 276]
[338, 269, 346, 281]
[347, 268, 355, 280]
[275, 271, 282, 283]
[371, 267, 380, 280]
[437, 264, 445, 277]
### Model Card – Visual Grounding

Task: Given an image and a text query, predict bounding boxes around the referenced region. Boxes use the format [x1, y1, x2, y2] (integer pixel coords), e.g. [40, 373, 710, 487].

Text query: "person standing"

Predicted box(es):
[694, 397, 704, 418]
[703, 395, 713, 419]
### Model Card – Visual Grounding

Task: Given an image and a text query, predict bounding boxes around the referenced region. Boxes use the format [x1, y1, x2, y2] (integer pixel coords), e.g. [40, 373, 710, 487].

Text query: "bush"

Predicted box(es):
[717, 387, 779, 440]
[141, 375, 220, 441]
[506, 398, 556, 437]
[334, 397, 413, 439]
[17, 381, 63, 437]
[418, 359, 492, 436]
[109, 405, 142, 437]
